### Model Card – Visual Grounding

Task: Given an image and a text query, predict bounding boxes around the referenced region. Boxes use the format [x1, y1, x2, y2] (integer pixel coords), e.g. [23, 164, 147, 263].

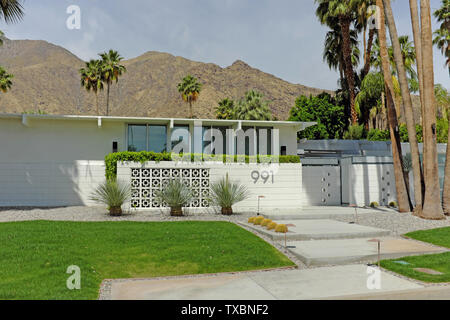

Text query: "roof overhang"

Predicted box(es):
[0, 113, 316, 132]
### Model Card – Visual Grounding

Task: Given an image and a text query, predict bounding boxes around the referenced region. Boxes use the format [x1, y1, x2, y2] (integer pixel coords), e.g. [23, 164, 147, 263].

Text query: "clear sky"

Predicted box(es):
[1, 0, 448, 91]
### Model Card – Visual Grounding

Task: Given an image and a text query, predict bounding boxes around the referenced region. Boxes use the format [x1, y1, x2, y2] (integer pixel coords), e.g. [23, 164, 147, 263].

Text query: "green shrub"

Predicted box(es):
[370, 202, 379, 208]
[208, 174, 251, 215]
[344, 124, 366, 140]
[154, 179, 193, 216]
[261, 219, 272, 227]
[288, 93, 346, 140]
[399, 124, 423, 143]
[436, 118, 449, 143]
[89, 180, 131, 216]
[367, 129, 390, 141]
[105, 152, 300, 181]
[248, 217, 257, 223]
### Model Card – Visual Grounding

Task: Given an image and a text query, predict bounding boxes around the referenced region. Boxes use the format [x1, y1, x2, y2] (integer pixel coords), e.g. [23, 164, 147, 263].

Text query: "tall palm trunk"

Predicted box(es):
[189, 100, 193, 118]
[419, 0, 445, 219]
[376, 0, 412, 212]
[409, 0, 427, 191]
[339, 16, 357, 124]
[95, 92, 99, 116]
[383, 0, 424, 214]
[363, 29, 376, 79]
[106, 82, 110, 116]
[444, 125, 450, 215]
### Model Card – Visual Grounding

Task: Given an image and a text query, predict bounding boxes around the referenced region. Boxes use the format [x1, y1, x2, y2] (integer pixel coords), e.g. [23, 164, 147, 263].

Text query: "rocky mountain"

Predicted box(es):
[0, 37, 331, 120]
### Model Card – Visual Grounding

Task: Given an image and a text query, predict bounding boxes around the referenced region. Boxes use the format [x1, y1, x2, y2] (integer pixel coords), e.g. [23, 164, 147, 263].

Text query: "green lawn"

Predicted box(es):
[0, 220, 294, 300]
[381, 227, 450, 283]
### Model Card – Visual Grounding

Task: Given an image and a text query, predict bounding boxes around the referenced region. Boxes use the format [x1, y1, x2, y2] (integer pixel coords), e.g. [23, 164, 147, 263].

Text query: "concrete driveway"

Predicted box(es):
[107, 264, 424, 300]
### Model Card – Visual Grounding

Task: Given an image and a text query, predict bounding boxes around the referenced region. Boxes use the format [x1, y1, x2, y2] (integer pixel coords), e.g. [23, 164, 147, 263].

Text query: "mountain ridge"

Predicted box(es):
[0, 37, 332, 119]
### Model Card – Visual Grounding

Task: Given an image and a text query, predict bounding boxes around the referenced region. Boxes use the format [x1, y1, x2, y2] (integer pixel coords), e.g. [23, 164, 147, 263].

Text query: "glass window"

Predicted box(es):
[257, 127, 272, 155]
[128, 125, 147, 152]
[213, 126, 228, 155]
[148, 125, 167, 153]
[171, 125, 190, 152]
[202, 126, 229, 155]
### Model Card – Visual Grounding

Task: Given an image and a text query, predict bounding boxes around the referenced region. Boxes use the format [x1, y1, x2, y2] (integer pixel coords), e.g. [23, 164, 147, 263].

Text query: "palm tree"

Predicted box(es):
[80, 59, 104, 115]
[419, 0, 445, 219]
[0, 66, 13, 93]
[234, 90, 273, 121]
[99, 50, 127, 116]
[434, 84, 450, 121]
[383, 0, 424, 214]
[177, 75, 202, 118]
[215, 98, 235, 120]
[433, 0, 449, 74]
[0, 0, 24, 24]
[376, 0, 412, 212]
[316, 0, 359, 124]
[355, 0, 377, 79]
[323, 27, 361, 86]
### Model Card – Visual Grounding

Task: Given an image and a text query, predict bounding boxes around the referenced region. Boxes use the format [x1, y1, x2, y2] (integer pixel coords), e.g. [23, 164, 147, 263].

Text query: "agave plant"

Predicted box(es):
[155, 179, 193, 216]
[209, 174, 251, 215]
[90, 180, 131, 216]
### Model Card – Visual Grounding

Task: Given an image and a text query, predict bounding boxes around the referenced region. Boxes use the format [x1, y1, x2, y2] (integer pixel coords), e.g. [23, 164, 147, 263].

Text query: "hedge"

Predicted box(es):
[105, 151, 300, 180]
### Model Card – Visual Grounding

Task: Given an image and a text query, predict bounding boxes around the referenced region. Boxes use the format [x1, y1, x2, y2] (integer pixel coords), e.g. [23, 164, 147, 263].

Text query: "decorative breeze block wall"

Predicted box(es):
[118, 161, 303, 214]
[129, 168, 210, 209]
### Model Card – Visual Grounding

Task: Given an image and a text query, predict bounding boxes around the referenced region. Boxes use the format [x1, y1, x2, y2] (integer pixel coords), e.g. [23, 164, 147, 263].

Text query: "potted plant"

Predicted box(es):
[209, 174, 251, 215]
[155, 179, 193, 216]
[90, 180, 131, 216]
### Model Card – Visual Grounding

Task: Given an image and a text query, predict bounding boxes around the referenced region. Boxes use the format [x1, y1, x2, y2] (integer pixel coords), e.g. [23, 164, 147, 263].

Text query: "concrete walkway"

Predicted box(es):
[108, 265, 423, 300]
[333, 285, 450, 300]
[262, 206, 395, 220]
[287, 237, 448, 266]
[241, 219, 391, 241]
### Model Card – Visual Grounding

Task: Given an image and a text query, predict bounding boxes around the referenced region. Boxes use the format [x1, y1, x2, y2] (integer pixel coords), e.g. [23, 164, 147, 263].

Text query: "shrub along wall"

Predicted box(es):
[105, 151, 300, 180]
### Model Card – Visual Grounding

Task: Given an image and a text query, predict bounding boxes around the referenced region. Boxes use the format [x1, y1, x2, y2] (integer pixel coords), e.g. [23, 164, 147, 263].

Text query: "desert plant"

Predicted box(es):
[261, 219, 272, 227]
[208, 174, 251, 215]
[248, 217, 257, 223]
[253, 216, 264, 225]
[389, 201, 398, 208]
[267, 222, 278, 230]
[90, 180, 131, 216]
[154, 179, 193, 216]
[370, 201, 379, 208]
[275, 224, 288, 233]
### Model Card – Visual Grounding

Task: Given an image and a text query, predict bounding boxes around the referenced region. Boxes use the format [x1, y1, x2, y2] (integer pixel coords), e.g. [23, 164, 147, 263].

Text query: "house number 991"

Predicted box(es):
[251, 170, 274, 184]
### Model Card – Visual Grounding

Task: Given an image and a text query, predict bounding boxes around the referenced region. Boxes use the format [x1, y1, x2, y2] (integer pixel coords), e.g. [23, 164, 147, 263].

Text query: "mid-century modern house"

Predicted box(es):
[0, 113, 408, 213]
[0, 113, 315, 213]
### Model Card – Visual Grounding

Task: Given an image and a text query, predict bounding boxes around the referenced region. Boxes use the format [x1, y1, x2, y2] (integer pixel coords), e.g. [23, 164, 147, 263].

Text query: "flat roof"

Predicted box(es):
[0, 113, 316, 132]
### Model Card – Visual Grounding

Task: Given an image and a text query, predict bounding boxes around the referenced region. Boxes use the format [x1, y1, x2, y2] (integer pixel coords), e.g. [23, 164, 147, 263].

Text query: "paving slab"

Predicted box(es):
[240, 219, 391, 241]
[332, 285, 450, 300]
[286, 237, 448, 266]
[262, 206, 394, 220]
[108, 265, 423, 300]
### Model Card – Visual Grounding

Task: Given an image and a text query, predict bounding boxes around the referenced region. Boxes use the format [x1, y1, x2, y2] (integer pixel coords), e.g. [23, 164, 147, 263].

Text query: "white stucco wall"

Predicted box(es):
[0, 116, 302, 207]
[302, 166, 341, 206]
[341, 157, 397, 207]
[118, 161, 303, 214]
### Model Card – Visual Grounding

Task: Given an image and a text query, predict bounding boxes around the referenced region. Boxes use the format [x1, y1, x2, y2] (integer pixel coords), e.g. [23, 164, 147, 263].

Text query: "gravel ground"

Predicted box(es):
[333, 209, 450, 236]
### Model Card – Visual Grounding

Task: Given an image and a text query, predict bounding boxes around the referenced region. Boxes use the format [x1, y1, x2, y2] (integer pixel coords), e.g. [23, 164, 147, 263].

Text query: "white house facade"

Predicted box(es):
[0, 113, 314, 212]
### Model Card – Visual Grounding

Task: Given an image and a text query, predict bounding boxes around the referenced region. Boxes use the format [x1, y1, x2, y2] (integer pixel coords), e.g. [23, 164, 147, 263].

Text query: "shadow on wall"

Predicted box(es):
[0, 161, 105, 207]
